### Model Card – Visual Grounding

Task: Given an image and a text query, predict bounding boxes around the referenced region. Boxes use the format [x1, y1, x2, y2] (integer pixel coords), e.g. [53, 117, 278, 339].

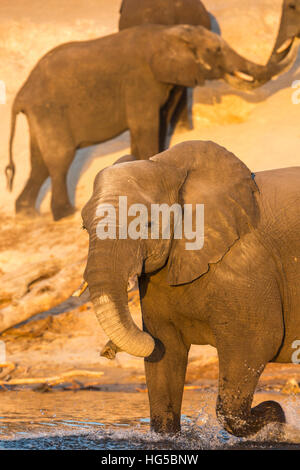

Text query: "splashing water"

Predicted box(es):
[0, 390, 298, 449]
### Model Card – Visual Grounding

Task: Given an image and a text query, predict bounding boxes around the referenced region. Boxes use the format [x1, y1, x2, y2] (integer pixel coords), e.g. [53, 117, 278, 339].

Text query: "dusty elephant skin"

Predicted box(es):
[5, 24, 295, 221]
[119, 0, 211, 31]
[119, 0, 212, 133]
[81, 140, 300, 437]
[269, 0, 300, 61]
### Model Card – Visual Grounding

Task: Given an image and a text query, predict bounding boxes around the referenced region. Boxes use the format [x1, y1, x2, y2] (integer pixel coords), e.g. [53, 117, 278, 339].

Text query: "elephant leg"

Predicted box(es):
[126, 87, 162, 159]
[159, 87, 189, 151]
[129, 115, 160, 160]
[170, 87, 193, 132]
[159, 107, 169, 154]
[159, 88, 193, 151]
[49, 164, 76, 221]
[216, 331, 285, 437]
[34, 121, 76, 221]
[16, 136, 49, 216]
[159, 86, 183, 150]
[143, 319, 189, 434]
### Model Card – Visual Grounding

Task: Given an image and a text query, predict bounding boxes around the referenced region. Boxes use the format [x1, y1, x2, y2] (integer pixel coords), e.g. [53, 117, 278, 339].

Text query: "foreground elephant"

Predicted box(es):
[269, 0, 300, 61]
[81, 141, 300, 437]
[119, 0, 212, 131]
[5, 25, 295, 220]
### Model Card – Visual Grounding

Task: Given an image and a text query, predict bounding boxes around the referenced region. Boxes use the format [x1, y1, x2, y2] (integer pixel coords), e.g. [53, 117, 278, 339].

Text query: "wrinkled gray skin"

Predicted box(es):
[5, 25, 295, 220]
[82, 141, 300, 437]
[119, 0, 212, 132]
[269, 0, 300, 61]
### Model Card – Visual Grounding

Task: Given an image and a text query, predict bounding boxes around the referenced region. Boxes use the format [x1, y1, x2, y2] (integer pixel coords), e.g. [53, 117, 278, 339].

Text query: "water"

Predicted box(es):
[0, 390, 299, 450]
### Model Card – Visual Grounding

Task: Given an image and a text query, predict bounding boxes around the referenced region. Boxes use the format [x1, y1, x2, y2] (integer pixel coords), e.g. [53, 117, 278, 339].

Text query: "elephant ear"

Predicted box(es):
[151, 141, 260, 285]
[149, 25, 204, 87]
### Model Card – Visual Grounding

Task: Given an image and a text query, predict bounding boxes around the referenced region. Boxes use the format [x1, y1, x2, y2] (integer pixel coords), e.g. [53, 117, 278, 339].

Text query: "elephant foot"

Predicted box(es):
[52, 204, 76, 221]
[217, 400, 286, 438]
[151, 414, 181, 435]
[15, 203, 39, 218]
[250, 400, 286, 437]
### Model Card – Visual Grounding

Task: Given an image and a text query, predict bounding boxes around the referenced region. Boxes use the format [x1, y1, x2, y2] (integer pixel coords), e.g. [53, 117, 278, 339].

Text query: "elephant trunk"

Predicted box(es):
[87, 254, 155, 358]
[224, 41, 298, 90]
[268, 4, 299, 62]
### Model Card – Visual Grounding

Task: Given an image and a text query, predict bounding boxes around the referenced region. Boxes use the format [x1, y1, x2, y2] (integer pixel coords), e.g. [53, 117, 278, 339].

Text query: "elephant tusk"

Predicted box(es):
[72, 280, 88, 297]
[234, 70, 254, 82]
[196, 59, 212, 71]
[276, 38, 293, 54]
[271, 74, 280, 81]
[202, 61, 212, 71]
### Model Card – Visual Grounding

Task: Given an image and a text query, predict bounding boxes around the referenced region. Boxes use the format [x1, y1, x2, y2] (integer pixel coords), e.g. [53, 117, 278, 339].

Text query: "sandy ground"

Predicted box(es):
[0, 0, 299, 390]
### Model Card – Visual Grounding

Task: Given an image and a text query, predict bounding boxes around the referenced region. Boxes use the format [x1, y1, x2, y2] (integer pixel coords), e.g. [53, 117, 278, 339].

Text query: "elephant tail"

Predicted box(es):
[5, 98, 22, 192]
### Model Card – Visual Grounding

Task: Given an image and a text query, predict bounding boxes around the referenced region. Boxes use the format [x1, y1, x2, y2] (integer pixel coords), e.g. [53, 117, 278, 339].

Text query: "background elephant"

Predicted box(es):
[119, 0, 217, 134]
[5, 24, 295, 221]
[269, 0, 300, 61]
[119, 0, 212, 31]
[82, 140, 300, 437]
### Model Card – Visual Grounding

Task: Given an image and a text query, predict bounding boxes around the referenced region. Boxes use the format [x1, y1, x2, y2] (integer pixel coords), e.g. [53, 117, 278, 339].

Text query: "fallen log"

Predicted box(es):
[0, 368, 104, 386]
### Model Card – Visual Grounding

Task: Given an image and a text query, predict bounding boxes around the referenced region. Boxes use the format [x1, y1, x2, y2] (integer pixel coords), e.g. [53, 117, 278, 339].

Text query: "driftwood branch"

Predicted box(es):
[0, 259, 86, 333]
[0, 365, 104, 386]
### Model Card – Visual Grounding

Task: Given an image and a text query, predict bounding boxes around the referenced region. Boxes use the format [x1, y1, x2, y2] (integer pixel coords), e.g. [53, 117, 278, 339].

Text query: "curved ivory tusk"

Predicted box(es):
[72, 280, 88, 297]
[276, 38, 293, 54]
[196, 59, 212, 71]
[202, 61, 212, 71]
[234, 71, 254, 82]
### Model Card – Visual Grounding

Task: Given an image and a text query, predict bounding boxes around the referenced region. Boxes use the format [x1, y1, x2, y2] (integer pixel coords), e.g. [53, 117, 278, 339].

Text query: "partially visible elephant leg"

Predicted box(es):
[35, 122, 76, 220]
[50, 161, 76, 221]
[143, 317, 190, 434]
[160, 88, 193, 151]
[170, 87, 193, 132]
[216, 330, 285, 437]
[126, 90, 162, 159]
[129, 114, 160, 159]
[159, 107, 169, 153]
[159, 86, 185, 151]
[16, 136, 49, 216]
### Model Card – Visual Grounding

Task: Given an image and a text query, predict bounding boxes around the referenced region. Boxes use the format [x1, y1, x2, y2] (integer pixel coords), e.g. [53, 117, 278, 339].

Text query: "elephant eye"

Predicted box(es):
[289, 3, 296, 9]
[81, 224, 87, 231]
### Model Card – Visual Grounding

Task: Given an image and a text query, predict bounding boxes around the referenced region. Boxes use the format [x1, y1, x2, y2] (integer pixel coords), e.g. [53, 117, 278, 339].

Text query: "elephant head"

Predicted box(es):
[149, 25, 297, 91]
[82, 141, 259, 359]
[269, 0, 300, 62]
